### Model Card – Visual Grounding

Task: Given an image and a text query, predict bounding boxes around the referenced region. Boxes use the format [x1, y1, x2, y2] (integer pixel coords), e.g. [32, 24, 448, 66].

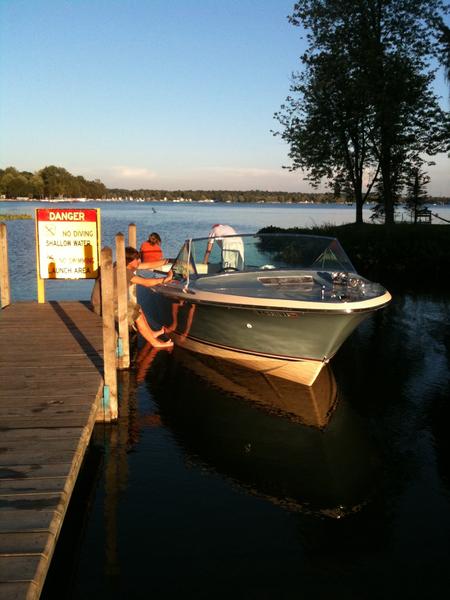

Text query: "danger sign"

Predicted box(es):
[36, 208, 100, 279]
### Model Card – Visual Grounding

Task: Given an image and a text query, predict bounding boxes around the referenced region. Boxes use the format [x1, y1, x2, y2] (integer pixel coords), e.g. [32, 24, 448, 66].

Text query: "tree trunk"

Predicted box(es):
[355, 187, 364, 224]
[381, 149, 395, 225]
[384, 188, 395, 224]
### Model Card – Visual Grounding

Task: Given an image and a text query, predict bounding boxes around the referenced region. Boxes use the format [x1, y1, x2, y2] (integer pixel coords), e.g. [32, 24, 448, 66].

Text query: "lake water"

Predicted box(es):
[2, 201, 450, 599]
[2, 200, 450, 303]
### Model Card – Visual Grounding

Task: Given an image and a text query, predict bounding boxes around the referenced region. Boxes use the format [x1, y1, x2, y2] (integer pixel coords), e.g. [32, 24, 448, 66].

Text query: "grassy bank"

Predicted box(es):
[0, 214, 32, 220]
[258, 224, 450, 292]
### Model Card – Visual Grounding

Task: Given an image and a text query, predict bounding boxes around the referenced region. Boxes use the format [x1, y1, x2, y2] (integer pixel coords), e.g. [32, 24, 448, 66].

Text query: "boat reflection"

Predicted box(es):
[167, 348, 338, 428]
[145, 348, 379, 518]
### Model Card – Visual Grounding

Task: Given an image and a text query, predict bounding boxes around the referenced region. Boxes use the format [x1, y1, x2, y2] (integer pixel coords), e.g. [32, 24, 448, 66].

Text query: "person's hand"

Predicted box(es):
[163, 270, 173, 284]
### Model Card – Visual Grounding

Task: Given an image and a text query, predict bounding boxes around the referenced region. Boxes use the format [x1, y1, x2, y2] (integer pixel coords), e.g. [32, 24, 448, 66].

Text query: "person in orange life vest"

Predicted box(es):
[140, 232, 163, 262]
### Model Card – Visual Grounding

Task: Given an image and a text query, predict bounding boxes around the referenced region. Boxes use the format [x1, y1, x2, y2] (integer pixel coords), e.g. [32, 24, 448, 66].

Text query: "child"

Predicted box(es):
[91, 246, 173, 348]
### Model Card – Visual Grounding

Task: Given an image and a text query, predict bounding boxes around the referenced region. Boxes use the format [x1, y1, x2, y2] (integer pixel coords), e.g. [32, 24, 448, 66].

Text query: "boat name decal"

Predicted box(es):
[255, 310, 300, 318]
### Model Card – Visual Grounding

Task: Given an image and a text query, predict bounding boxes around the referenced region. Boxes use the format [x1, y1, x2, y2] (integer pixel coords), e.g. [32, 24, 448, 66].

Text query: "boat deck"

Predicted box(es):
[191, 269, 384, 304]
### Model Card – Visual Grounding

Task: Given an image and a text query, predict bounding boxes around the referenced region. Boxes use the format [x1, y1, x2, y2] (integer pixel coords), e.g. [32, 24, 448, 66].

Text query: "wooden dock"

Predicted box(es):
[0, 301, 104, 600]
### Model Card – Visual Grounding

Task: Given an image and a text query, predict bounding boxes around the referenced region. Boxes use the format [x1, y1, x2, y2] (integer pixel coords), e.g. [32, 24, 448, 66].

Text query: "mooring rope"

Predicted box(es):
[182, 239, 192, 292]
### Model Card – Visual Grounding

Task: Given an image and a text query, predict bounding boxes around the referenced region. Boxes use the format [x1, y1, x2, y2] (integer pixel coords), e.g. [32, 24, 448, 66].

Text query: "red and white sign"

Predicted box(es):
[36, 208, 100, 280]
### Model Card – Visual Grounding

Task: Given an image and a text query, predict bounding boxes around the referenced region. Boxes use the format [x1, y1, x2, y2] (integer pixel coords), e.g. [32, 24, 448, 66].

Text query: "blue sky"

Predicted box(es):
[1, 0, 449, 194]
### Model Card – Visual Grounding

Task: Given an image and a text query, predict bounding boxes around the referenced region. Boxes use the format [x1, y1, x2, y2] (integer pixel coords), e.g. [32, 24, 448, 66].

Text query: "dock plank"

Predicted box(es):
[0, 532, 56, 555]
[0, 581, 40, 600]
[0, 478, 67, 495]
[0, 301, 104, 599]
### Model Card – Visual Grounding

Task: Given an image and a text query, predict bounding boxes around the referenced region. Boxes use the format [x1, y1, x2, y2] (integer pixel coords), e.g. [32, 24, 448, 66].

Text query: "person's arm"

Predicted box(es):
[203, 240, 214, 263]
[139, 258, 170, 270]
[131, 270, 173, 287]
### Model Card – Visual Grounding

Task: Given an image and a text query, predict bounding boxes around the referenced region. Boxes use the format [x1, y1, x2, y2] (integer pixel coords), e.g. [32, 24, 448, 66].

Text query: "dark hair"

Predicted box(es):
[125, 246, 140, 265]
[148, 232, 161, 243]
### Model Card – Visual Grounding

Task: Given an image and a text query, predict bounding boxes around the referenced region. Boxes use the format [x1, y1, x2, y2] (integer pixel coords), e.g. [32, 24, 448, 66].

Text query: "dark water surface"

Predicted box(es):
[41, 291, 450, 599]
[2, 202, 450, 598]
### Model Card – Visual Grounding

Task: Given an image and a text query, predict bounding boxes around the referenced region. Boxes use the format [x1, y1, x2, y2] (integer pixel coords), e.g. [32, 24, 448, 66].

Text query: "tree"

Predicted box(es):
[404, 165, 430, 223]
[0, 167, 35, 198]
[437, 19, 450, 85]
[30, 173, 44, 198]
[276, 0, 450, 224]
[39, 165, 73, 198]
[275, 46, 378, 223]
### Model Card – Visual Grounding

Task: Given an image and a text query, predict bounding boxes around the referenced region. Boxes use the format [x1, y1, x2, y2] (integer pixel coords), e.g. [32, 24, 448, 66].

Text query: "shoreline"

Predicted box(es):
[259, 223, 450, 292]
[1, 197, 450, 206]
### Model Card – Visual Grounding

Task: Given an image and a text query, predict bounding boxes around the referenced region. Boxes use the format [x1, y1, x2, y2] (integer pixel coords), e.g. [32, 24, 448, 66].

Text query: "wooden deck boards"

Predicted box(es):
[0, 301, 104, 600]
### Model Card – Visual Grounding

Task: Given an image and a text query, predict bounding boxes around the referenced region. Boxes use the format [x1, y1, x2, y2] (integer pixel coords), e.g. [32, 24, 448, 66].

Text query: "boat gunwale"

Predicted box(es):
[152, 285, 392, 314]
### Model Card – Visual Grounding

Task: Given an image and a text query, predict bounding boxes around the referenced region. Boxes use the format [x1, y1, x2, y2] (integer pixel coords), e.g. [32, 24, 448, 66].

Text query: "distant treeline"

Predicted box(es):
[108, 187, 340, 203]
[1, 165, 449, 205]
[0, 166, 107, 200]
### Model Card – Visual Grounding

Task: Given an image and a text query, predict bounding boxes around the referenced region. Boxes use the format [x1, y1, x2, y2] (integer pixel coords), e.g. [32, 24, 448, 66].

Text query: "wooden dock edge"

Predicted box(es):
[0, 382, 104, 600]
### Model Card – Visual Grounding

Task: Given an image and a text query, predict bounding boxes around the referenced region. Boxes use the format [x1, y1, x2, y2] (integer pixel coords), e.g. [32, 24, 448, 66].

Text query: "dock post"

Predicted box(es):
[128, 223, 137, 249]
[128, 223, 137, 304]
[0, 223, 11, 308]
[116, 233, 130, 370]
[101, 247, 118, 421]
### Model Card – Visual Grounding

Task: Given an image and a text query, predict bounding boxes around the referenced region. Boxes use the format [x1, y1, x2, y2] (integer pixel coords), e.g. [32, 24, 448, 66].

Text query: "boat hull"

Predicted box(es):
[142, 233, 391, 385]
[145, 289, 373, 385]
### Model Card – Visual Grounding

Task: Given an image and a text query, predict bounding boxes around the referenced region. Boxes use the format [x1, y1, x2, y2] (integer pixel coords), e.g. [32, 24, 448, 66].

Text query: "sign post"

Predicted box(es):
[35, 208, 101, 302]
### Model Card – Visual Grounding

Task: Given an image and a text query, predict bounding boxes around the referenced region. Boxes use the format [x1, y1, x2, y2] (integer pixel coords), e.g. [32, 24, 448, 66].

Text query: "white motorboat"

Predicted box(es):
[148, 232, 391, 385]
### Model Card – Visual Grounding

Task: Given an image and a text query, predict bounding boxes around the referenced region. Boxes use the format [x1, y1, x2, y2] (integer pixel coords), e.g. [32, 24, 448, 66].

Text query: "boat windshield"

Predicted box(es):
[171, 233, 356, 280]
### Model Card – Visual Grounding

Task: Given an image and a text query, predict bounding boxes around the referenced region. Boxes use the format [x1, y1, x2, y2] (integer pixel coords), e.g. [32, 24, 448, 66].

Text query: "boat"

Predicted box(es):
[146, 232, 391, 385]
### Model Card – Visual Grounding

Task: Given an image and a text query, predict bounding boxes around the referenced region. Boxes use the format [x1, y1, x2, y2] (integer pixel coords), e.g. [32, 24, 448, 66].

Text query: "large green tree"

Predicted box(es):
[276, 0, 450, 224]
[275, 42, 377, 223]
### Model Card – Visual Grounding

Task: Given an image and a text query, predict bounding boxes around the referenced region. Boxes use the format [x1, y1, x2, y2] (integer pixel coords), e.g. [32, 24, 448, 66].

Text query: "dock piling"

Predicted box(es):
[0, 222, 11, 308]
[128, 223, 137, 304]
[115, 233, 130, 370]
[100, 247, 118, 421]
[128, 223, 137, 249]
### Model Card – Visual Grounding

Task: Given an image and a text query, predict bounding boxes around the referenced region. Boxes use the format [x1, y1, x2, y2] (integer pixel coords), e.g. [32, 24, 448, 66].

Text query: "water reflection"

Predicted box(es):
[138, 347, 379, 518]
[165, 349, 338, 428]
[86, 370, 154, 594]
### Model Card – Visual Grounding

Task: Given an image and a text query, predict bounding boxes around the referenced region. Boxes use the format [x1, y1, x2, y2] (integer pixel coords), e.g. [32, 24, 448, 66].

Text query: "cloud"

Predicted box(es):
[110, 166, 158, 180]
[73, 163, 310, 191]
[200, 166, 284, 178]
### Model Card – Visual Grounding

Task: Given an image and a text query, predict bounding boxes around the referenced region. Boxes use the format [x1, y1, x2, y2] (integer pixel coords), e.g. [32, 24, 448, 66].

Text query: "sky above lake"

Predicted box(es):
[1, 0, 449, 194]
